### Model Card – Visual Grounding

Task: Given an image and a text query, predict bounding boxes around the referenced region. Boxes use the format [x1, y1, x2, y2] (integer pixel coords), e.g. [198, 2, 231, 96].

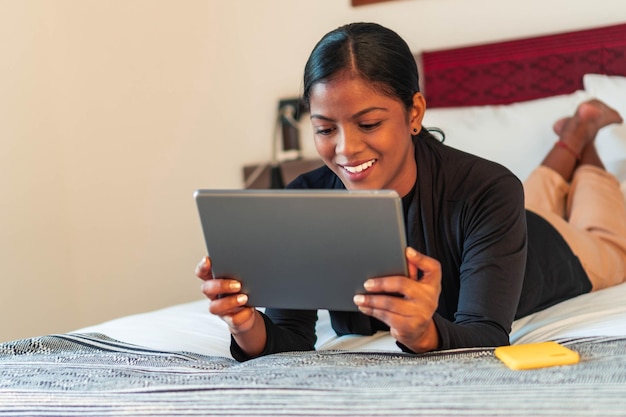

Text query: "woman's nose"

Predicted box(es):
[335, 129, 363, 156]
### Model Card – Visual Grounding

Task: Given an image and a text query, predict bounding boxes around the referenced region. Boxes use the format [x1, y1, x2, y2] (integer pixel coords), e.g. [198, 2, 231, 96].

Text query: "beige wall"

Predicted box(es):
[1, 0, 625, 342]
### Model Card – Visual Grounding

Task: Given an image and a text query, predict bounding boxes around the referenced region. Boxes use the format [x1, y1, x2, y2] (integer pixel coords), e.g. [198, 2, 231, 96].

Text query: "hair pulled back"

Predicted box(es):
[302, 22, 420, 111]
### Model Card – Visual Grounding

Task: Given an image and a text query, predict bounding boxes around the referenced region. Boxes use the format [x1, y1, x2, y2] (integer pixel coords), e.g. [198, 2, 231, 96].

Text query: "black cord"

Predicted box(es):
[426, 127, 445, 143]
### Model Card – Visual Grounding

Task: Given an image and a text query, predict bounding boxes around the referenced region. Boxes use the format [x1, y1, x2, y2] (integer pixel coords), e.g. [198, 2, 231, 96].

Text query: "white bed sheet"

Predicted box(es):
[76, 282, 626, 357]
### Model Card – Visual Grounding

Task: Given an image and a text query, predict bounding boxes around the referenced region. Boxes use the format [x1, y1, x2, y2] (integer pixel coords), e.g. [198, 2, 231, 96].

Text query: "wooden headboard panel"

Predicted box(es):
[421, 23, 626, 108]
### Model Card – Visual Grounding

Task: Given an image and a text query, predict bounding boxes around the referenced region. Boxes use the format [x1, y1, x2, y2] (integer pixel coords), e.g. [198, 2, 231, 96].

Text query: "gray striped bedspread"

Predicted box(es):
[1, 333, 625, 416]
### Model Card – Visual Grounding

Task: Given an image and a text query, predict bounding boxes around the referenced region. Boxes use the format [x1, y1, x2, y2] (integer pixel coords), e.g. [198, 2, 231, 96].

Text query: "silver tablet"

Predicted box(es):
[194, 189, 408, 311]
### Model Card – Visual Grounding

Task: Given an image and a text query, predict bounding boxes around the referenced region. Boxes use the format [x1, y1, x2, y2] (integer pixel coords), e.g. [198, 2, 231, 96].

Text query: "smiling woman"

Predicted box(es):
[195, 21, 626, 365]
[307, 75, 420, 197]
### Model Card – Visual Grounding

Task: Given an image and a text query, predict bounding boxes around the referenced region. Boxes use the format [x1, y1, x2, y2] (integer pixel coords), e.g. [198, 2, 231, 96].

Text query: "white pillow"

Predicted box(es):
[422, 91, 591, 181]
[582, 74, 626, 181]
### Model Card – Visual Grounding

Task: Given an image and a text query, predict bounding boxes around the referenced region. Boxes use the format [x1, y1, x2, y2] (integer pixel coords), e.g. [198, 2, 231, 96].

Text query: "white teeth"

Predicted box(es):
[343, 160, 375, 173]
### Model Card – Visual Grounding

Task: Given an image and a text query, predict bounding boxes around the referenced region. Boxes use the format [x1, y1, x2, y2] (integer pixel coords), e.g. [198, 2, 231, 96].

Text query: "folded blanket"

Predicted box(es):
[1, 333, 626, 416]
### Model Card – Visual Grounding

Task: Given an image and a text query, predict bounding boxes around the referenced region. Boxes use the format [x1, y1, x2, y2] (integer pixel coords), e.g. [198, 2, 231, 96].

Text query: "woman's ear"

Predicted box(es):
[410, 92, 427, 133]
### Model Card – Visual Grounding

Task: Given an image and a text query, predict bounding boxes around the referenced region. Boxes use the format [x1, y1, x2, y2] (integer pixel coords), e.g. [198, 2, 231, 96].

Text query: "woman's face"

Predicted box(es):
[308, 75, 424, 197]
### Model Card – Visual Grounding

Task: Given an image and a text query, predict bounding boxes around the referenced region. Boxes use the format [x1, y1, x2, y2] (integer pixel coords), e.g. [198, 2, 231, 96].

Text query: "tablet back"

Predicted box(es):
[194, 189, 407, 311]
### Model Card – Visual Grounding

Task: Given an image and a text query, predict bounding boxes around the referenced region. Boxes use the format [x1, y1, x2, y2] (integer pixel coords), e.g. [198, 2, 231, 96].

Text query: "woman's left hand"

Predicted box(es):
[353, 246, 441, 353]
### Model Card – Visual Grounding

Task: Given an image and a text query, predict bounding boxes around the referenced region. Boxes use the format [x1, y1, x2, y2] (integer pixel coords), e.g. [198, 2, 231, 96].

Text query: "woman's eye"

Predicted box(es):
[315, 127, 335, 136]
[360, 122, 381, 131]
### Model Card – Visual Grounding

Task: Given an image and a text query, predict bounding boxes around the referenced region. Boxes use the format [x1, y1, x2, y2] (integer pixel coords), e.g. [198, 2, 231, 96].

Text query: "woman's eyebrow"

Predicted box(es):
[352, 107, 388, 119]
[310, 106, 389, 121]
[310, 113, 334, 121]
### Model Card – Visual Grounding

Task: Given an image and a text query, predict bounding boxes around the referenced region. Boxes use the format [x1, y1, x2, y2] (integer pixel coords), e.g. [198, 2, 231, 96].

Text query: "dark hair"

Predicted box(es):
[302, 22, 420, 111]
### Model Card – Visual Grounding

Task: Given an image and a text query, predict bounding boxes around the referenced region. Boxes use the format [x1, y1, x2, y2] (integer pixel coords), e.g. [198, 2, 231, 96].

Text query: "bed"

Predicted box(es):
[3, 23, 626, 416]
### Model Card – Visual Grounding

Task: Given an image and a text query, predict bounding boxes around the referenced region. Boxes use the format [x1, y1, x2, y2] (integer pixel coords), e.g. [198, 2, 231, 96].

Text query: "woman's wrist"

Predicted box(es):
[231, 309, 267, 357]
[399, 319, 440, 354]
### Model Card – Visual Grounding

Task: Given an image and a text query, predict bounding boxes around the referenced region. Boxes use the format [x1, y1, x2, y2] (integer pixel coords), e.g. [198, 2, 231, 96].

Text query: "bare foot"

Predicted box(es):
[576, 99, 623, 135]
[542, 100, 620, 181]
[557, 100, 623, 153]
[553, 100, 622, 138]
[553, 117, 570, 136]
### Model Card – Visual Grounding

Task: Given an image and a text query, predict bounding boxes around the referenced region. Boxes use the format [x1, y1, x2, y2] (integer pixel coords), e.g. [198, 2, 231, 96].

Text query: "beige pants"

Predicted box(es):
[524, 165, 626, 291]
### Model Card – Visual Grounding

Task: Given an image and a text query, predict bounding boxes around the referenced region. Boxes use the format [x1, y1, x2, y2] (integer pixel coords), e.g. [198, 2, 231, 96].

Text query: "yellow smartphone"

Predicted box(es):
[494, 341, 580, 370]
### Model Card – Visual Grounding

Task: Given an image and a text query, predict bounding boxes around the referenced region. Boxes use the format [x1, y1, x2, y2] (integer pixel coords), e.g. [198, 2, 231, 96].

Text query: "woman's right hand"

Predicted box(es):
[195, 256, 259, 336]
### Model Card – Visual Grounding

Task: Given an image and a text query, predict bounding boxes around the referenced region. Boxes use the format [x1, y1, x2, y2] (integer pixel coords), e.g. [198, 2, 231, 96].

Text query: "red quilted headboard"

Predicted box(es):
[421, 23, 626, 108]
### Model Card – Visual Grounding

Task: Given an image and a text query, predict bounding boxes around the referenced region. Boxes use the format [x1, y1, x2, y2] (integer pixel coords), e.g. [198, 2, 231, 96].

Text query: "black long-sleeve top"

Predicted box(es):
[231, 135, 591, 361]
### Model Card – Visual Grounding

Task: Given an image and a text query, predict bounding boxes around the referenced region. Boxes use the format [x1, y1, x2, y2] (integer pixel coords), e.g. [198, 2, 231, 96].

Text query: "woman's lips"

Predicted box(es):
[340, 159, 377, 179]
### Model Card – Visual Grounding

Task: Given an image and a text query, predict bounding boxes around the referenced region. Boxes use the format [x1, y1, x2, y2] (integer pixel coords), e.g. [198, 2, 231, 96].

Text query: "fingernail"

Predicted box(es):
[236, 294, 248, 304]
[406, 247, 418, 257]
[353, 294, 365, 304]
[197, 256, 211, 275]
[363, 279, 374, 290]
[229, 281, 241, 291]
